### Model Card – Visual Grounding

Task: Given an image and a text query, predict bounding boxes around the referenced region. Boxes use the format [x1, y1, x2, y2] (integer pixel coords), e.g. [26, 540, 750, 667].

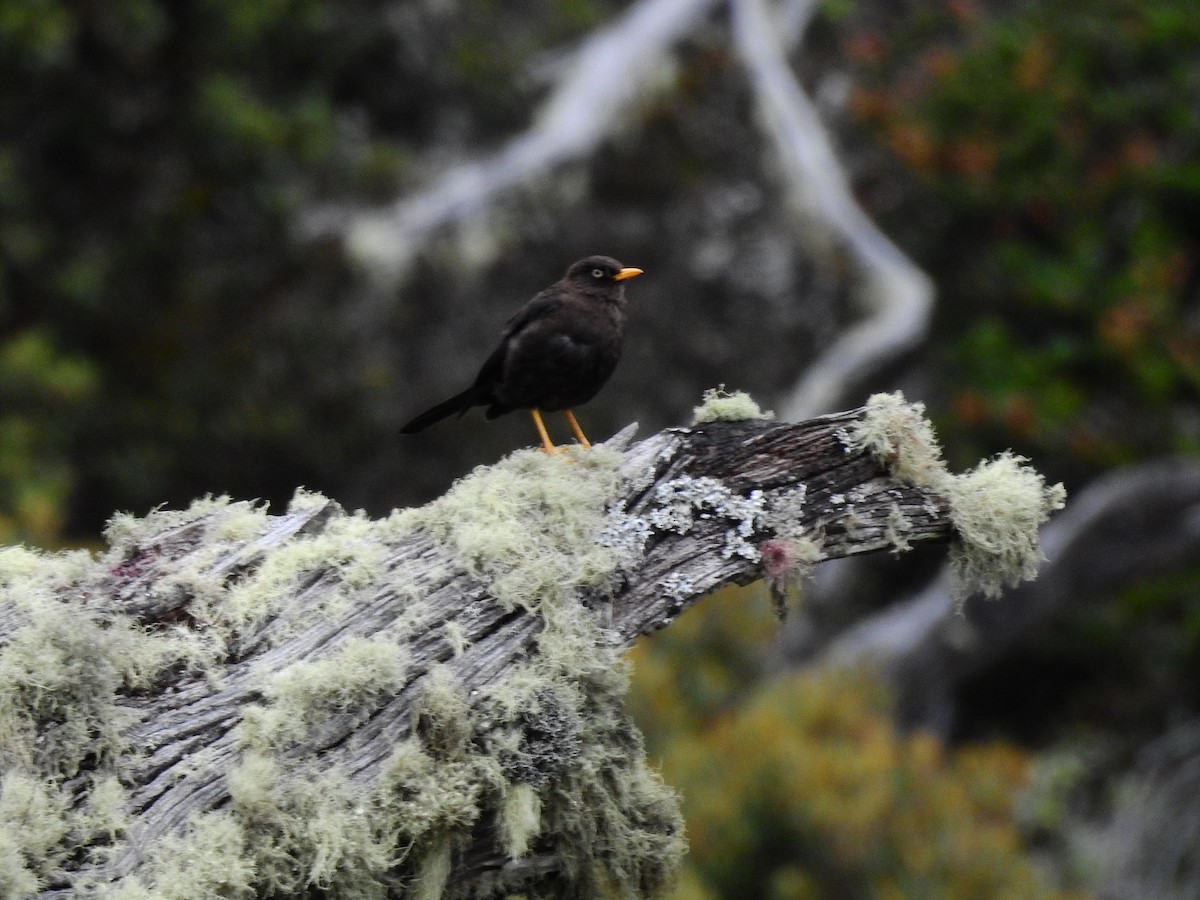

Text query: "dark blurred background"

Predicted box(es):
[3, 0, 1198, 897]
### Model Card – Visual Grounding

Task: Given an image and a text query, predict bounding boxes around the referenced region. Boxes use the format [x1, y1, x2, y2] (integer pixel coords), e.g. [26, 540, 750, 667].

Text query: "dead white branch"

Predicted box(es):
[311, 0, 718, 278]
[731, 0, 935, 418]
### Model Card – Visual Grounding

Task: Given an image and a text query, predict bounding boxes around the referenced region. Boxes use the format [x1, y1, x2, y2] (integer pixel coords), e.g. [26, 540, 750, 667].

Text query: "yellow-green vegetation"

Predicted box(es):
[0, 541, 187, 894]
[390, 447, 685, 895]
[849, 392, 1066, 599]
[0, 329, 97, 545]
[691, 387, 776, 425]
[240, 636, 410, 749]
[0, 448, 687, 897]
[628, 587, 1084, 900]
[393, 444, 635, 611]
[96, 813, 255, 900]
[0, 394, 1063, 897]
[0, 544, 199, 779]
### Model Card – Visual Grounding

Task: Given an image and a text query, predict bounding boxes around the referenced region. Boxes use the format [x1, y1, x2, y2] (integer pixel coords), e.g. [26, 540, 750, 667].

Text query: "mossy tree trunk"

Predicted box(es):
[0, 399, 1061, 899]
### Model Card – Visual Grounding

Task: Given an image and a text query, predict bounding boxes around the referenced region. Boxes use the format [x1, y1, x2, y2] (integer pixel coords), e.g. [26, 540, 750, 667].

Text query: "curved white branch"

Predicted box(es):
[731, 0, 935, 419]
[315, 0, 719, 278]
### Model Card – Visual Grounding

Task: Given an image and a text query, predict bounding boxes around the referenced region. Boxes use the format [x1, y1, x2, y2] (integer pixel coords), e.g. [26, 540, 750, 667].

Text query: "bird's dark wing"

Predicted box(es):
[469, 289, 566, 408]
[497, 289, 565, 342]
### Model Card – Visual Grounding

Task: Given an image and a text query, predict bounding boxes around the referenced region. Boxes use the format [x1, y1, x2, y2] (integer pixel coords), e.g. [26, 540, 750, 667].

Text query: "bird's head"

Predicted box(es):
[565, 256, 644, 292]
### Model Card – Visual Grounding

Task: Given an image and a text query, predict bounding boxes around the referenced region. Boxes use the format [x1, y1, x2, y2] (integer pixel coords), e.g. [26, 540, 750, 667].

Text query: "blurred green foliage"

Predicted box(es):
[843, 0, 1200, 477]
[0, 0, 627, 543]
[0, 329, 96, 543]
[828, 4, 1200, 887]
[627, 587, 1084, 899]
[830, 0, 1200, 760]
[0, 0, 393, 542]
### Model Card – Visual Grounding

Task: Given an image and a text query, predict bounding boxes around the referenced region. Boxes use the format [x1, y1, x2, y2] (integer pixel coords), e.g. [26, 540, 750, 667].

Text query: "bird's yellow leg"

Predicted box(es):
[530, 409, 558, 454]
[563, 409, 592, 449]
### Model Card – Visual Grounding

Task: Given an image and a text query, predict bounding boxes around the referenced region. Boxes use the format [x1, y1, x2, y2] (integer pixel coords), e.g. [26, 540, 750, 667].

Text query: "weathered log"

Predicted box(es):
[0, 394, 1062, 898]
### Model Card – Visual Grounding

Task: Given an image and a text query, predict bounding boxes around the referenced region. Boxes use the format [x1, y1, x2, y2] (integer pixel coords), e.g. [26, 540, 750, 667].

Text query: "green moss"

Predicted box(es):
[691, 386, 776, 424]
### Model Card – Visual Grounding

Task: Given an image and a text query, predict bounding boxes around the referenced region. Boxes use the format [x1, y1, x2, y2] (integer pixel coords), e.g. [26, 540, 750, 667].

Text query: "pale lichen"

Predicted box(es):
[764, 485, 809, 538]
[691, 386, 776, 424]
[501, 781, 542, 859]
[397, 446, 633, 611]
[885, 504, 914, 555]
[0, 572, 185, 778]
[103, 495, 266, 552]
[848, 391, 1066, 600]
[0, 772, 71, 896]
[0, 386, 1062, 898]
[239, 636, 410, 750]
[845, 391, 945, 487]
[103, 814, 255, 900]
[646, 476, 769, 561]
[413, 845, 452, 900]
[0, 488, 439, 898]
[944, 452, 1067, 599]
[211, 510, 387, 646]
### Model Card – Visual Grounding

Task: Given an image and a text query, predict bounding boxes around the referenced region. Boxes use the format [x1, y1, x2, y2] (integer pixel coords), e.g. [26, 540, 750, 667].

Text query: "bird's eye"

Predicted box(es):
[591, 268, 605, 279]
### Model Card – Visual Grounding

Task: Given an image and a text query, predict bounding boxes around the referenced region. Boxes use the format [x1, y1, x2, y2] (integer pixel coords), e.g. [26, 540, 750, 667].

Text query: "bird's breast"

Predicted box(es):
[495, 309, 624, 411]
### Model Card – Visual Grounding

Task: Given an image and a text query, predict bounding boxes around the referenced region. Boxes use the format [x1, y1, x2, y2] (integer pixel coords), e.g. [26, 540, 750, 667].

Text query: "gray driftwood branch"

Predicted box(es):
[308, 0, 718, 280]
[0, 396, 1062, 899]
[731, 0, 935, 419]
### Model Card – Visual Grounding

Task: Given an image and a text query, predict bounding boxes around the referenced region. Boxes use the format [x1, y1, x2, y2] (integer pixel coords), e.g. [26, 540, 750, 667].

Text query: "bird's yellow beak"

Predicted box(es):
[613, 267, 644, 282]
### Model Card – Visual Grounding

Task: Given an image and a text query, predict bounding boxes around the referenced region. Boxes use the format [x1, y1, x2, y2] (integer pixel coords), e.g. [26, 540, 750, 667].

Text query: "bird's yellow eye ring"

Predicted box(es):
[591, 268, 605, 279]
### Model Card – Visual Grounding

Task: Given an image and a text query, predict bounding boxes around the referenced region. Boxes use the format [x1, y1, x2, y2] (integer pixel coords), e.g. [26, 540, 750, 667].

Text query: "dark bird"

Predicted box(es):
[400, 255, 644, 453]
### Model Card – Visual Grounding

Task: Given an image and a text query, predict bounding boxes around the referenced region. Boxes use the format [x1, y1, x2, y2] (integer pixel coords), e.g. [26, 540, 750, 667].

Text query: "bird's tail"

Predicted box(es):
[399, 387, 481, 434]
